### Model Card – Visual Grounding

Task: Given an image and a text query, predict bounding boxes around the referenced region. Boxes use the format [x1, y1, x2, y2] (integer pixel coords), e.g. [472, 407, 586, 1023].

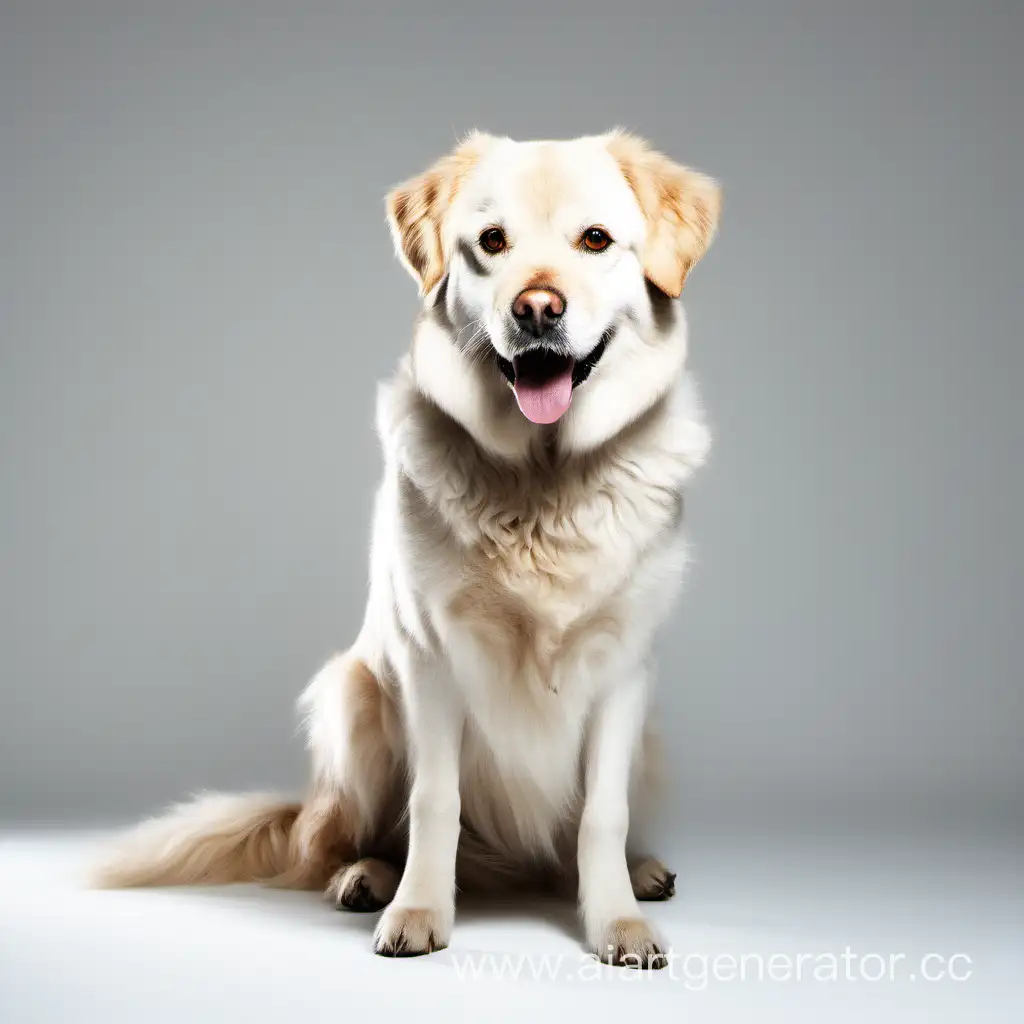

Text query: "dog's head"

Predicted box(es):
[386, 132, 720, 453]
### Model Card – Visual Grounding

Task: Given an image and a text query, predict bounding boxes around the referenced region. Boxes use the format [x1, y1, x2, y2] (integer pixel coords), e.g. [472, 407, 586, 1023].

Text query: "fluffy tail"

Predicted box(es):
[90, 791, 302, 888]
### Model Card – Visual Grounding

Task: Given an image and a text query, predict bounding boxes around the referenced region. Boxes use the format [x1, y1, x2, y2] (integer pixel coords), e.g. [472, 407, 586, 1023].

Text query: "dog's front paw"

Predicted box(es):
[595, 917, 668, 970]
[373, 905, 451, 957]
[630, 857, 677, 901]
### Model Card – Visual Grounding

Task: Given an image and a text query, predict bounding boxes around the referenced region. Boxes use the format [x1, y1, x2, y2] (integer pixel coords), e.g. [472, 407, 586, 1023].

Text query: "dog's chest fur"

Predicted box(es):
[376, 370, 706, 854]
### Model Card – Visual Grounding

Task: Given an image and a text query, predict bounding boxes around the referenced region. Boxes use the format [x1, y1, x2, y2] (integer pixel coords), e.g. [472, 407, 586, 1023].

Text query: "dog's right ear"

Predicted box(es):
[385, 132, 494, 297]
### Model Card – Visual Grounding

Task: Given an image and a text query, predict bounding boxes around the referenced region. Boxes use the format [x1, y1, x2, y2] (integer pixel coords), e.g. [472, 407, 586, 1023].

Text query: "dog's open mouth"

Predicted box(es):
[496, 335, 609, 425]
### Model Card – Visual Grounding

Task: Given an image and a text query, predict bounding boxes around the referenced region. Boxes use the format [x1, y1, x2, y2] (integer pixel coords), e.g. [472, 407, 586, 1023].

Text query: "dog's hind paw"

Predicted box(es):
[325, 858, 400, 912]
[630, 856, 677, 901]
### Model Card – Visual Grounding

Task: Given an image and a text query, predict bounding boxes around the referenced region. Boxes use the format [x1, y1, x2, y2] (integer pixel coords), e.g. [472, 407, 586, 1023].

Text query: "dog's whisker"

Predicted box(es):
[454, 317, 486, 349]
[460, 324, 494, 366]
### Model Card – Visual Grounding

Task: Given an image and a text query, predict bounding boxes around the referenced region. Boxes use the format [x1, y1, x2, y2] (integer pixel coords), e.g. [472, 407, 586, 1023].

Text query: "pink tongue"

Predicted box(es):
[513, 367, 574, 424]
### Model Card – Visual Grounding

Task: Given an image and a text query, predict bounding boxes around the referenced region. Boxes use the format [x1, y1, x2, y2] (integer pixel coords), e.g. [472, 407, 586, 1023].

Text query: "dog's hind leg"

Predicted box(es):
[285, 651, 406, 894]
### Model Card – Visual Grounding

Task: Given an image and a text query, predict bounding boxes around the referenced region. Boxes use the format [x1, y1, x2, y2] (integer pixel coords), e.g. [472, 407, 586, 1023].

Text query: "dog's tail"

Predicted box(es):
[90, 791, 304, 889]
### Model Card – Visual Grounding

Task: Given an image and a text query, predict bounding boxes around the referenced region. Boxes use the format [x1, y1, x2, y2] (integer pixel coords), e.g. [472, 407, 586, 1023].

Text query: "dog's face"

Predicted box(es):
[386, 132, 720, 448]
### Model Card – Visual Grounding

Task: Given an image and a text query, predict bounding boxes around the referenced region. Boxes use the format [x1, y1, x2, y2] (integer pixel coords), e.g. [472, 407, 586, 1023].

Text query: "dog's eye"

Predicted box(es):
[479, 228, 507, 254]
[581, 227, 613, 253]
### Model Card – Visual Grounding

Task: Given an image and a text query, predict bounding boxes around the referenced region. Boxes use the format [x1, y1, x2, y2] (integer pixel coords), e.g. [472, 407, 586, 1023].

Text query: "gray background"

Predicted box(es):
[1, 0, 1021, 831]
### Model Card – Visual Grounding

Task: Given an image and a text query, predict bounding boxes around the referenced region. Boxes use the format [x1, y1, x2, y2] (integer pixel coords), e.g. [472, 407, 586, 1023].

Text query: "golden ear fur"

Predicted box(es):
[385, 132, 493, 295]
[605, 131, 721, 298]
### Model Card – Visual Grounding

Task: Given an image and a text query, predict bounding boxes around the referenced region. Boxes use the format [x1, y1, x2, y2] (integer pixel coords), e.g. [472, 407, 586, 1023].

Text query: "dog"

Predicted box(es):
[93, 131, 721, 969]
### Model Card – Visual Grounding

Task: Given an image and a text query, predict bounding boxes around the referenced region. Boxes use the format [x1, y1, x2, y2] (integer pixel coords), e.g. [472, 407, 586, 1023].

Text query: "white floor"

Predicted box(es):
[1, 827, 1020, 1022]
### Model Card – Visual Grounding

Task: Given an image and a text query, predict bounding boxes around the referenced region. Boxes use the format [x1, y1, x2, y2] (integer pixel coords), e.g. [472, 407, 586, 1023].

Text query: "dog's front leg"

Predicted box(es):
[578, 673, 668, 969]
[373, 657, 463, 957]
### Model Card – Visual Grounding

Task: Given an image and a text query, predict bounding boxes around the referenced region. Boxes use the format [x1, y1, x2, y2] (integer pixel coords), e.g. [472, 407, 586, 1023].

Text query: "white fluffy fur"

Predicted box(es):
[93, 132, 720, 969]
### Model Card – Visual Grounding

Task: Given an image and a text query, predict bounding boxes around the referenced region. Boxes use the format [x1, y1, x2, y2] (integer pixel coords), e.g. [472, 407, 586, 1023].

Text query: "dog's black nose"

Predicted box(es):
[512, 288, 566, 338]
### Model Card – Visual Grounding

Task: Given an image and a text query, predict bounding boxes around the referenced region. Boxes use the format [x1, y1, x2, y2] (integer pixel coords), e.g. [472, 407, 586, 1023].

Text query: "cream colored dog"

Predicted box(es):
[94, 131, 721, 969]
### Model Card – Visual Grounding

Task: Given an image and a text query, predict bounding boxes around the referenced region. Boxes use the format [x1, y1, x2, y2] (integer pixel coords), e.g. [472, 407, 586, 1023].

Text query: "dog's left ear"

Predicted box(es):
[385, 132, 494, 296]
[606, 131, 722, 298]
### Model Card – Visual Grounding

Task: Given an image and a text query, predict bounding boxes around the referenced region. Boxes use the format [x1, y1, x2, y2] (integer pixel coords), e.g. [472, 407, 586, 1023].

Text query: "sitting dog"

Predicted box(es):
[95, 131, 721, 969]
